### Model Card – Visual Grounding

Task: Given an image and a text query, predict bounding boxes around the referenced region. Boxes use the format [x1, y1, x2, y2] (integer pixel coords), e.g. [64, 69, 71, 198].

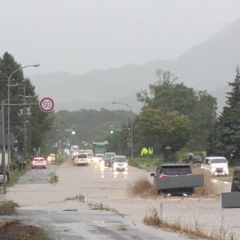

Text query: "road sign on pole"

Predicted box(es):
[39, 97, 54, 113]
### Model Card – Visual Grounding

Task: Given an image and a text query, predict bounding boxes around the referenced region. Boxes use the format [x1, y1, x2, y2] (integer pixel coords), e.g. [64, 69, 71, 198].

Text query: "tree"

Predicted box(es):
[136, 69, 217, 151]
[215, 67, 240, 161]
[135, 108, 191, 155]
[0, 52, 55, 158]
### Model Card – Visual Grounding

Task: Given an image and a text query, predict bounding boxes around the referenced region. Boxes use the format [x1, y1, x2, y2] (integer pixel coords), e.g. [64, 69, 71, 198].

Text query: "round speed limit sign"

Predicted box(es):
[39, 97, 55, 113]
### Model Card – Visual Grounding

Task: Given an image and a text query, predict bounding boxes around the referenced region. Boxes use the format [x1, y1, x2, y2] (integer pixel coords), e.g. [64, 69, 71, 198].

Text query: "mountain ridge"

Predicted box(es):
[28, 18, 240, 113]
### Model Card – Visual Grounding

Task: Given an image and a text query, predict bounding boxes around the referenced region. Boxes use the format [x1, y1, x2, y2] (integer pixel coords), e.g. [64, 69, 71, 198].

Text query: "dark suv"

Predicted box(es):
[231, 167, 240, 192]
[150, 163, 194, 196]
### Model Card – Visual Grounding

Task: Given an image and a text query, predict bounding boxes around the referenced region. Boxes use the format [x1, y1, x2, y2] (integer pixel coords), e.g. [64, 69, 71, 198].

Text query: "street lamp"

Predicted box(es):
[7, 64, 40, 163]
[112, 101, 134, 160]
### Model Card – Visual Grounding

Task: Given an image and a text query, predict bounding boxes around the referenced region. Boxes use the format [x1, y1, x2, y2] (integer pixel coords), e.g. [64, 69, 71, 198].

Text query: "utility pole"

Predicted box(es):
[1, 100, 6, 194]
[23, 82, 27, 161]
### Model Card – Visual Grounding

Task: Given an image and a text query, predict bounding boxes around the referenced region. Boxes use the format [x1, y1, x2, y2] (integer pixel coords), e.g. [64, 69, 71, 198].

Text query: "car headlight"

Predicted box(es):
[210, 167, 216, 172]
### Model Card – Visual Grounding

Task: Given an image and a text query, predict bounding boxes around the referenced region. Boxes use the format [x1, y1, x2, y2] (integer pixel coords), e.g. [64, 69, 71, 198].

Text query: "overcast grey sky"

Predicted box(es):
[1, 0, 240, 75]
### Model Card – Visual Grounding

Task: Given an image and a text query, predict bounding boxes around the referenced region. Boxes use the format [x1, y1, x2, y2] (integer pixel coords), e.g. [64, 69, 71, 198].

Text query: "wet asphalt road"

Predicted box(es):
[2, 162, 198, 240]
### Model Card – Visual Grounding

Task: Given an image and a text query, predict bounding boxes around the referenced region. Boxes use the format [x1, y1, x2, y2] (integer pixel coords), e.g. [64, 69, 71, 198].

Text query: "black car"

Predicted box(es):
[103, 152, 116, 167]
[231, 167, 240, 192]
[103, 157, 113, 167]
[150, 163, 194, 196]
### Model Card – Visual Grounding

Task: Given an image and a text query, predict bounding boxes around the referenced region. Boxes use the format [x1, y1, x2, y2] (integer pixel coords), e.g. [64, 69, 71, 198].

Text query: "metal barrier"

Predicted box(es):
[222, 192, 240, 208]
[155, 174, 204, 190]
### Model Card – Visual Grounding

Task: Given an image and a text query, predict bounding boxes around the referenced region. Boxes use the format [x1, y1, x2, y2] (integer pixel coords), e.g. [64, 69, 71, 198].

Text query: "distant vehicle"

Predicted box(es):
[47, 153, 56, 163]
[112, 155, 128, 172]
[183, 155, 203, 164]
[31, 157, 47, 169]
[70, 145, 79, 160]
[201, 156, 229, 176]
[86, 152, 93, 162]
[92, 141, 108, 157]
[104, 152, 116, 167]
[231, 167, 240, 192]
[150, 163, 194, 196]
[74, 153, 89, 166]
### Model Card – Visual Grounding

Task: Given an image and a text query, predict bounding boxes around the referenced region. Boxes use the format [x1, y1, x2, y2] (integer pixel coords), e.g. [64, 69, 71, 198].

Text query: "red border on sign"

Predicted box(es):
[39, 97, 55, 113]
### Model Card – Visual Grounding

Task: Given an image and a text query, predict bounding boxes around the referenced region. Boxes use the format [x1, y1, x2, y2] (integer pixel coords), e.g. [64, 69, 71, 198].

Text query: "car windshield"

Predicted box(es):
[105, 153, 115, 157]
[211, 159, 227, 164]
[87, 153, 93, 157]
[114, 157, 127, 162]
[160, 166, 192, 175]
[78, 154, 87, 158]
[34, 158, 44, 161]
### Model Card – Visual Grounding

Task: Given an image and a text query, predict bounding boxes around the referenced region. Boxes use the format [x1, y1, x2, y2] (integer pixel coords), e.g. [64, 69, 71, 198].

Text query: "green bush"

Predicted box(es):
[17, 160, 27, 171]
[10, 162, 18, 171]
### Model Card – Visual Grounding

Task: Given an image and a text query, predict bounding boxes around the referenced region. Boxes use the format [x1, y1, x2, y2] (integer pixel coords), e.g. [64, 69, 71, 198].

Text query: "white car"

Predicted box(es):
[201, 156, 229, 176]
[74, 153, 89, 166]
[112, 155, 128, 172]
[31, 157, 47, 169]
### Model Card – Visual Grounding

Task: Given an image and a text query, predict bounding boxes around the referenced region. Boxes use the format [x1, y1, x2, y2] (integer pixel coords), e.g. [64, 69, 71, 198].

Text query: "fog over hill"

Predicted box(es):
[29, 18, 240, 114]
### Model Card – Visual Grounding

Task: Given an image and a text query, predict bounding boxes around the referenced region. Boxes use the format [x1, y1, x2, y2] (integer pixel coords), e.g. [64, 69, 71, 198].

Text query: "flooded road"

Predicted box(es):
[3, 161, 192, 240]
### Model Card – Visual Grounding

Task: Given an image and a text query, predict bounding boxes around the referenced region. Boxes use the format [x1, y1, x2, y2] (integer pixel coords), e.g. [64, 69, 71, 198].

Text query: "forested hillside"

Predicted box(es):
[55, 108, 133, 148]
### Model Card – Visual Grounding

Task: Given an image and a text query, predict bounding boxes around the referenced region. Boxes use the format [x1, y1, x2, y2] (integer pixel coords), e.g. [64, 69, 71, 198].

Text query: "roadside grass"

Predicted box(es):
[19, 227, 47, 240]
[66, 194, 85, 203]
[129, 157, 163, 170]
[48, 172, 59, 186]
[0, 200, 18, 215]
[0, 203, 49, 239]
[7, 167, 29, 187]
[0, 219, 48, 240]
[88, 202, 124, 216]
[143, 205, 236, 240]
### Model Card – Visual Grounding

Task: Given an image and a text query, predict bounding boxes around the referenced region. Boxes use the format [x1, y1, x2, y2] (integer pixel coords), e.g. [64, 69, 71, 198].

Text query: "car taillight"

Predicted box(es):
[159, 174, 166, 178]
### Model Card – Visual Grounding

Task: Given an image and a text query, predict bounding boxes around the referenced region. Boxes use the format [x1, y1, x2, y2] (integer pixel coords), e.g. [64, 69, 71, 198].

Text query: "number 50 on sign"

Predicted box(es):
[39, 97, 55, 113]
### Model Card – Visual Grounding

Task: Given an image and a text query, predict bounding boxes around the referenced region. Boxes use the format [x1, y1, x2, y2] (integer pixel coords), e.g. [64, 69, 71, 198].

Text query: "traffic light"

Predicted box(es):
[110, 125, 114, 134]
[72, 126, 76, 135]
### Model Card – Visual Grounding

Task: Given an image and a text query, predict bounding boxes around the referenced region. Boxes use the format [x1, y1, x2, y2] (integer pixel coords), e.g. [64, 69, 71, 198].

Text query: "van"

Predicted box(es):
[202, 156, 229, 176]
[74, 153, 89, 166]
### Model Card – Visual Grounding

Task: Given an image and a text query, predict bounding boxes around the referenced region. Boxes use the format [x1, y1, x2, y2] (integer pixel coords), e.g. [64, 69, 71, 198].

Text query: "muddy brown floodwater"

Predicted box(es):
[0, 160, 237, 240]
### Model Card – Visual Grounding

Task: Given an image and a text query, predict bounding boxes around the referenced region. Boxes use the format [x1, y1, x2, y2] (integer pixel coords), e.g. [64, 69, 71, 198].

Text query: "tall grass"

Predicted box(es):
[129, 157, 163, 169]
